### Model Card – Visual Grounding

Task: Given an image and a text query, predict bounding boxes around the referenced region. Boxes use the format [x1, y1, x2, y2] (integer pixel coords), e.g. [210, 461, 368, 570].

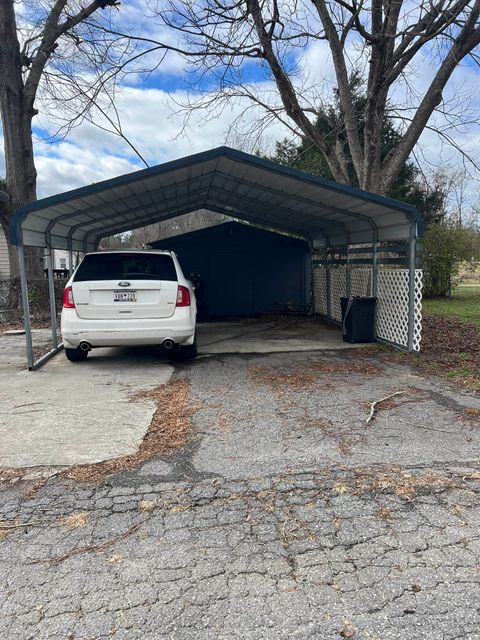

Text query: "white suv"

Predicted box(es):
[61, 250, 197, 362]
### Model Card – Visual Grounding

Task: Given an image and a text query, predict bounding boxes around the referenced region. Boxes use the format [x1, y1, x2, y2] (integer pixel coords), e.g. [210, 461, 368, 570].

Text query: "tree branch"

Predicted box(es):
[382, 1, 480, 191]
[311, 0, 365, 181]
[24, 0, 120, 105]
[246, 0, 349, 182]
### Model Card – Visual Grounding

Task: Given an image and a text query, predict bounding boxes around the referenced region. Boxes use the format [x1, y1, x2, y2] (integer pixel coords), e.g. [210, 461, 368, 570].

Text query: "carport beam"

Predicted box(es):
[17, 243, 34, 370]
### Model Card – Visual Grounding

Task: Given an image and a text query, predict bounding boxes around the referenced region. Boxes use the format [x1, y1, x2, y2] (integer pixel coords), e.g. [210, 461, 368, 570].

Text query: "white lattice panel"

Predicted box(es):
[330, 268, 347, 321]
[377, 270, 409, 347]
[314, 267, 371, 318]
[313, 263, 422, 351]
[313, 265, 327, 315]
[376, 269, 423, 351]
[350, 269, 371, 297]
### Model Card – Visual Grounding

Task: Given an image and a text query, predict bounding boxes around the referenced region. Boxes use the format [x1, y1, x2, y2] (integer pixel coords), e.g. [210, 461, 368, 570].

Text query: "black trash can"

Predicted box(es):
[340, 296, 377, 343]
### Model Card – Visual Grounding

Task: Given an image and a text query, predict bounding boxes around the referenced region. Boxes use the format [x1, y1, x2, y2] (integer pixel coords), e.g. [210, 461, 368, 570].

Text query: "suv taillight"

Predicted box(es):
[63, 286, 75, 308]
[176, 285, 191, 307]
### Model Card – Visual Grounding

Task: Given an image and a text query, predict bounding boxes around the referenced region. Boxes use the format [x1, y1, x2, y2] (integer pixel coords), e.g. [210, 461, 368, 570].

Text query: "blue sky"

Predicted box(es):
[1, 0, 479, 215]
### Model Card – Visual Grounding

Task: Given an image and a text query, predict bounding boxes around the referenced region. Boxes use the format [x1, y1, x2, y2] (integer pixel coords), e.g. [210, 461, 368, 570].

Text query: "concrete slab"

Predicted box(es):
[0, 330, 173, 468]
[0, 318, 368, 470]
[197, 318, 367, 354]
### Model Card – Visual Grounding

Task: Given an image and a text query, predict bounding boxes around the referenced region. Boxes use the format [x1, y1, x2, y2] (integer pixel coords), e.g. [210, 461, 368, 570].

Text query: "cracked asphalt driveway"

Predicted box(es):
[1, 349, 480, 639]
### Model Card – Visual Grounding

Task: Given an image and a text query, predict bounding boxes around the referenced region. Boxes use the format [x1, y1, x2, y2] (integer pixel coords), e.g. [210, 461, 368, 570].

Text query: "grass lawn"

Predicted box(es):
[422, 285, 480, 326]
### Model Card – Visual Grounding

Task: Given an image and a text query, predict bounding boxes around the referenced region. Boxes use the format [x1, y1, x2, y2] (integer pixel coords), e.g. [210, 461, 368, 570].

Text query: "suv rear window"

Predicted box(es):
[73, 253, 177, 282]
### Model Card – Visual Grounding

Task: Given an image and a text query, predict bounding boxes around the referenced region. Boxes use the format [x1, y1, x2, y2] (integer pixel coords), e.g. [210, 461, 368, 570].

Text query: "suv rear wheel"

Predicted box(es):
[174, 336, 197, 361]
[65, 347, 88, 362]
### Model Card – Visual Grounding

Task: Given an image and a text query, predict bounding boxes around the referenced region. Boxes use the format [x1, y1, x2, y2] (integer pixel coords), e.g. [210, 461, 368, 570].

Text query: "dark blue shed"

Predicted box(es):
[151, 222, 310, 318]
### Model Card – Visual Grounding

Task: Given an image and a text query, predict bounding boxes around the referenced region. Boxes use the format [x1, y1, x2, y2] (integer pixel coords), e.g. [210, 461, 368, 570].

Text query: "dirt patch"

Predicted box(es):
[371, 397, 398, 412]
[0, 320, 53, 334]
[31, 342, 55, 362]
[214, 413, 236, 432]
[421, 315, 480, 356]
[308, 359, 381, 375]
[249, 366, 320, 390]
[377, 506, 392, 523]
[65, 377, 198, 483]
[390, 316, 480, 391]
[0, 468, 64, 501]
[0, 468, 25, 484]
[249, 357, 381, 391]
[0, 528, 11, 542]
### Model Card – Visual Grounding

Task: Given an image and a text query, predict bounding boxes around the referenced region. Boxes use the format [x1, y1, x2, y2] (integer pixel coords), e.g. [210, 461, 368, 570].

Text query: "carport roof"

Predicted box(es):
[10, 146, 422, 252]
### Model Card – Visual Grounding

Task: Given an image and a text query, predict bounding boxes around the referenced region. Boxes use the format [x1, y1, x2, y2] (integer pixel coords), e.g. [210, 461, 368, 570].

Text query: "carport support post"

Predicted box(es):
[46, 250, 59, 348]
[346, 245, 351, 297]
[326, 247, 332, 320]
[371, 233, 378, 297]
[18, 243, 34, 370]
[407, 226, 416, 352]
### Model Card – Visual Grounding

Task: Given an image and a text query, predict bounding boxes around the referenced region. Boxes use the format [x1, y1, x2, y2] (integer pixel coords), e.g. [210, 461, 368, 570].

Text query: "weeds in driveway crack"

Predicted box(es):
[30, 523, 141, 566]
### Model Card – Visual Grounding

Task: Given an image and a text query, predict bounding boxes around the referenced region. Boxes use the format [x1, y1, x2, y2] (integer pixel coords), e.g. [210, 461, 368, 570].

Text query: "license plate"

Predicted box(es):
[114, 291, 137, 302]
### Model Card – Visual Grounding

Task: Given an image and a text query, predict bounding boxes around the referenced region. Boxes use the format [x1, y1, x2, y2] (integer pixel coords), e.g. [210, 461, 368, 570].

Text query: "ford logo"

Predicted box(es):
[118, 281, 131, 287]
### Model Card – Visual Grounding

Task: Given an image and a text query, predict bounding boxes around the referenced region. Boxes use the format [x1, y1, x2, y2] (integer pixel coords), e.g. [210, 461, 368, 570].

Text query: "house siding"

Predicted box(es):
[0, 227, 10, 279]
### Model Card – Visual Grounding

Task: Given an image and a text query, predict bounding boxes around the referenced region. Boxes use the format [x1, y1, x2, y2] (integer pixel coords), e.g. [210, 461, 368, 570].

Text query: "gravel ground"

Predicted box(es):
[1, 350, 480, 640]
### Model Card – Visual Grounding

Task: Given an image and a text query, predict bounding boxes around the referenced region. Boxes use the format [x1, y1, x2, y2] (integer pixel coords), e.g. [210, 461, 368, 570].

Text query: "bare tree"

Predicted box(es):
[438, 167, 480, 227]
[126, 209, 229, 246]
[0, 0, 169, 276]
[158, 0, 480, 195]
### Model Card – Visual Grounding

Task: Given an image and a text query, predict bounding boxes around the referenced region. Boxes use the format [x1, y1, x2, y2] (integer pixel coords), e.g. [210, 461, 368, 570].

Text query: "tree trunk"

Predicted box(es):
[0, 0, 43, 279]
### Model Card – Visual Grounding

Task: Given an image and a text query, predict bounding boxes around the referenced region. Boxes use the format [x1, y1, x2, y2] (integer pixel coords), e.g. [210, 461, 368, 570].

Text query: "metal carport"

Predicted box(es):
[9, 146, 423, 369]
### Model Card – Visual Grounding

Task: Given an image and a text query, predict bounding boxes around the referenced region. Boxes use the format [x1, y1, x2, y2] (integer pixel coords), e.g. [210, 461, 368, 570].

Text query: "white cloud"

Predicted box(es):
[34, 142, 139, 197]
[31, 84, 292, 197]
